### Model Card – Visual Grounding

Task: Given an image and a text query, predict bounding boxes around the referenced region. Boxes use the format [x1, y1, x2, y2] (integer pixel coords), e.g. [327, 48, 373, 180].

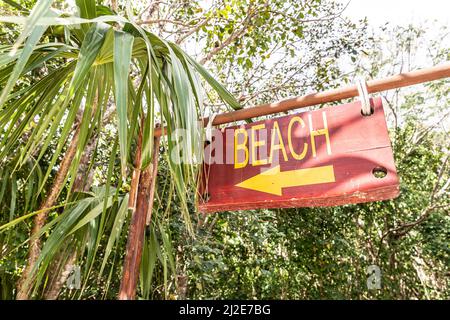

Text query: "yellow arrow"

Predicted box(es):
[235, 165, 335, 196]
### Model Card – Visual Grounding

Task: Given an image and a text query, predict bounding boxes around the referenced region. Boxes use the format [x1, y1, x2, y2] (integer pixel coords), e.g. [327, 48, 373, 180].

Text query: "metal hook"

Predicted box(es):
[356, 77, 372, 116]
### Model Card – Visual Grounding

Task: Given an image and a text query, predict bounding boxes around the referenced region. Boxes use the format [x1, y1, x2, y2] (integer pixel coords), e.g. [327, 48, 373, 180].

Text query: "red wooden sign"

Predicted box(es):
[198, 97, 399, 213]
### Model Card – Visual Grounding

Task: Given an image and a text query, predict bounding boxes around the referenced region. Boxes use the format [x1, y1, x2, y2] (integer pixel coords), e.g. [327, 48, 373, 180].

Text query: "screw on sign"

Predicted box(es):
[198, 97, 400, 212]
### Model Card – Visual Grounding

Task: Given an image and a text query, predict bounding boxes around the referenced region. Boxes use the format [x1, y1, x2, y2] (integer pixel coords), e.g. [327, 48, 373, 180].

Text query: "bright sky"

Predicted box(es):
[338, 0, 449, 26]
[337, 0, 449, 130]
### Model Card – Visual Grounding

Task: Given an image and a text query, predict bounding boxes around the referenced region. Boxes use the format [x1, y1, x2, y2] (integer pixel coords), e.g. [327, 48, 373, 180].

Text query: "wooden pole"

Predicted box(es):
[118, 134, 161, 300]
[154, 63, 450, 137]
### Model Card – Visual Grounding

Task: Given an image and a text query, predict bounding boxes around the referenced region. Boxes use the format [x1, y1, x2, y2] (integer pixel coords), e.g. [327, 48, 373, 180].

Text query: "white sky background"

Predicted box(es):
[337, 0, 449, 26]
[336, 0, 450, 71]
[337, 0, 449, 130]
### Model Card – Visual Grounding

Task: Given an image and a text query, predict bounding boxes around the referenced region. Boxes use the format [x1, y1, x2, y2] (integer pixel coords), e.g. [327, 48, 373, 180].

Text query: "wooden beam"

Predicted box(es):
[154, 63, 450, 137]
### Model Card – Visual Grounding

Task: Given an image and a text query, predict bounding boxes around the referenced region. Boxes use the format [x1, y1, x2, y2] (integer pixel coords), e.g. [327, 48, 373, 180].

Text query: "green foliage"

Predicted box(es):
[167, 120, 448, 300]
[145, 22, 450, 300]
[0, 0, 239, 299]
[0, 1, 448, 300]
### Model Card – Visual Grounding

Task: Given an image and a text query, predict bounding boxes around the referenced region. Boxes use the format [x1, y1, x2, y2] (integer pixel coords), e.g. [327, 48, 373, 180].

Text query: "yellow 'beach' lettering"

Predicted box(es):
[234, 128, 248, 168]
[233, 111, 332, 169]
[288, 116, 308, 160]
[251, 124, 268, 166]
[269, 121, 288, 163]
[309, 111, 331, 157]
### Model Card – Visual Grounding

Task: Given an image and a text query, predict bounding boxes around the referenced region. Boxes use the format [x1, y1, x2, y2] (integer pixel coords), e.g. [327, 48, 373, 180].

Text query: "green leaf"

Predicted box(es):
[69, 23, 110, 97]
[69, 196, 113, 236]
[76, 0, 97, 19]
[99, 193, 128, 277]
[2, 0, 29, 12]
[0, 10, 56, 109]
[9, 0, 53, 53]
[9, 173, 17, 221]
[180, 46, 242, 111]
[113, 31, 134, 179]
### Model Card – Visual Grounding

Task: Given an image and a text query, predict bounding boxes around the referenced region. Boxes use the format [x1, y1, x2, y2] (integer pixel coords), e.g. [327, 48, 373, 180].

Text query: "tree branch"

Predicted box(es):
[380, 154, 449, 243]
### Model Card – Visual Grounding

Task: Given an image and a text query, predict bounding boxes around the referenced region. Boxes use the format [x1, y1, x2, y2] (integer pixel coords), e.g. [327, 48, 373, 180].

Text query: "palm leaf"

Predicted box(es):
[0, 2, 242, 299]
[113, 31, 134, 179]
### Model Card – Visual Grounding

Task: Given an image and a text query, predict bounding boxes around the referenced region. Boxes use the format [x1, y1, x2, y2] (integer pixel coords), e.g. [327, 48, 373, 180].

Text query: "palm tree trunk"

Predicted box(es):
[118, 128, 160, 300]
[16, 91, 104, 300]
[42, 241, 77, 300]
[71, 134, 98, 193]
[42, 134, 98, 300]
[16, 126, 81, 300]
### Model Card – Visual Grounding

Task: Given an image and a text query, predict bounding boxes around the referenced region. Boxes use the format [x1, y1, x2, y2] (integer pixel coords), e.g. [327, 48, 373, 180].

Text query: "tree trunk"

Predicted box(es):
[42, 134, 98, 300]
[118, 132, 160, 300]
[16, 126, 81, 300]
[42, 244, 77, 300]
[71, 134, 98, 193]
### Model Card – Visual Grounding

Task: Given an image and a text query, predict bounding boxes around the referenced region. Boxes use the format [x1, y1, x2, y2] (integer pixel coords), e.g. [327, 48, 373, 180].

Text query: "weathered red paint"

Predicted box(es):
[198, 97, 399, 213]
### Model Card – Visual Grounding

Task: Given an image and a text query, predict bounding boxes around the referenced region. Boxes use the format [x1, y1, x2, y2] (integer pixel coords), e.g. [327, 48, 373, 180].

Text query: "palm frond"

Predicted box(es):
[0, 1, 241, 298]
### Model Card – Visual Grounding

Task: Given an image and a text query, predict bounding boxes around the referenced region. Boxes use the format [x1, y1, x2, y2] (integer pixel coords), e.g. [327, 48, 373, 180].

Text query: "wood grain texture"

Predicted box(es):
[198, 97, 400, 213]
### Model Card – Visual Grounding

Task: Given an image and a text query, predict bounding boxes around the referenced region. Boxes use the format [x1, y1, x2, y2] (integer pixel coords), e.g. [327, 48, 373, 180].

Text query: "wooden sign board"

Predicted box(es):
[198, 97, 399, 213]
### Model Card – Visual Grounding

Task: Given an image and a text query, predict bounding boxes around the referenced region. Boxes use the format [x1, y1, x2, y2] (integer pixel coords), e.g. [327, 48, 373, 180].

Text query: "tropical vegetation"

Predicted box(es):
[0, 0, 448, 299]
